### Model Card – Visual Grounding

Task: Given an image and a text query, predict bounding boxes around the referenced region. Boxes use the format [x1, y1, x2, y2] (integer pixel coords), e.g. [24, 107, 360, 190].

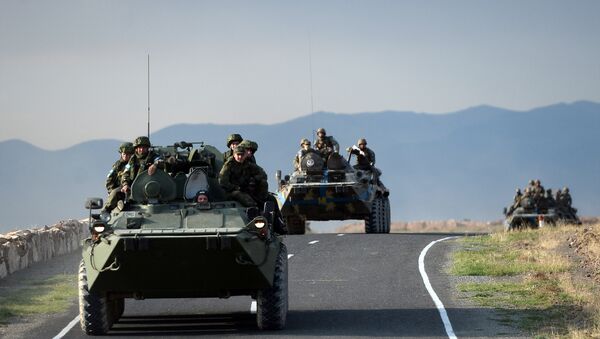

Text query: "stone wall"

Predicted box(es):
[0, 219, 89, 279]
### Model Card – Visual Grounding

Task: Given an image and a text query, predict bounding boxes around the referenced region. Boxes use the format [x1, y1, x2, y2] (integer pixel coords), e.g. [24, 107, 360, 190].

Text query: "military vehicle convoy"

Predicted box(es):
[80, 142, 287, 335]
[276, 151, 390, 234]
[503, 183, 581, 231]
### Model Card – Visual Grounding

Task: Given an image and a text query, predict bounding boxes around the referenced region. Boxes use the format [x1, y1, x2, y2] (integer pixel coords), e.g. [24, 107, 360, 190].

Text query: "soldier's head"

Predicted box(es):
[233, 145, 246, 163]
[535, 179, 541, 186]
[546, 188, 552, 195]
[227, 133, 243, 150]
[563, 187, 569, 193]
[195, 190, 209, 204]
[300, 138, 311, 150]
[516, 188, 521, 194]
[317, 128, 327, 138]
[529, 179, 535, 186]
[119, 142, 134, 161]
[358, 138, 367, 150]
[133, 136, 151, 156]
[239, 140, 258, 158]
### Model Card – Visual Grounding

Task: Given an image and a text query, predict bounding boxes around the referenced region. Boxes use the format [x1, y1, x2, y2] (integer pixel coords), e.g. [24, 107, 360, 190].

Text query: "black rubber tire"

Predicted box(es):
[79, 260, 112, 335]
[256, 242, 288, 330]
[285, 216, 306, 235]
[382, 197, 391, 233]
[365, 197, 386, 233]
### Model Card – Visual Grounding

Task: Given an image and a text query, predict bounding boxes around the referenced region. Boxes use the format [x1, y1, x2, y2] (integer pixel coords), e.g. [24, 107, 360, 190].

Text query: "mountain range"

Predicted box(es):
[1, 101, 599, 233]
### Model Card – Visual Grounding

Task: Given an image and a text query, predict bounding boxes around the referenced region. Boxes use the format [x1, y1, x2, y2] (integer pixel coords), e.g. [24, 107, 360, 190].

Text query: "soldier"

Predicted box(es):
[533, 179, 545, 198]
[314, 128, 339, 160]
[223, 133, 243, 162]
[219, 145, 268, 207]
[555, 189, 563, 205]
[560, 187, 573, 207]
[347, 138, 376, 170]
[102, 142, 134, 213]
[294, 138, 319, 170]
[545, 189, 556, 209]
[120, 136, 160, 194]
[239, 139, 258, 164]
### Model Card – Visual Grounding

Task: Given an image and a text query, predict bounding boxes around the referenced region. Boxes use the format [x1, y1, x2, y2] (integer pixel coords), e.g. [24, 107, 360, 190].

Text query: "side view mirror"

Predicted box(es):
[85, 198, 104, 210]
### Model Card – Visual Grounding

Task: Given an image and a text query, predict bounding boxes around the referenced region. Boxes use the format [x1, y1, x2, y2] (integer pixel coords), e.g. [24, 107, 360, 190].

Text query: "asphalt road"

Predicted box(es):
[39, 233, 505, 338]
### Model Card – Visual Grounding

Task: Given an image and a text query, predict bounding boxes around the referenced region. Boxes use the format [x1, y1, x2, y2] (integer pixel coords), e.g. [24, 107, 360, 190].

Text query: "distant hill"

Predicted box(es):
[1, 101, 599, 233]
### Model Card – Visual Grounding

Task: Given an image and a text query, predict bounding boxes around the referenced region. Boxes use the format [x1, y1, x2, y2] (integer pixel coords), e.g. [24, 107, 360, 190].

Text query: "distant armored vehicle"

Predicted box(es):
[276, 151, 390, 234]
[503, 187, 581, 231]
[80, 142, 287, 335]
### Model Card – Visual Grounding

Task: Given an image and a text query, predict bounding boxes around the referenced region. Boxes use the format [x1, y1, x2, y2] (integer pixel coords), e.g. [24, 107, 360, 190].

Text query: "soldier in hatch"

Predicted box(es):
[239, 139, 258, 164]
[223, 133, 243, 162]
[347, 138, 376, 171]
[293, 138, 319, 170]
[219, 145, 268, 207]
[102, 142, 134, 213]
[120, 136, 160, 194]
[314, 128, 339, 161]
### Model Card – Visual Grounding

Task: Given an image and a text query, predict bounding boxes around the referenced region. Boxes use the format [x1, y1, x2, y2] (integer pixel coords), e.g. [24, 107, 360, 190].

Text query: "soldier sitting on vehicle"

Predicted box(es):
[314, 127, 339, 161]
[120, 136, 161, 195]
[219, 145, 269, 207]
[223, 133, 243, 163]
[293, 138, 319, 171]
[545, 189, 556, 209]
[239, 139, 258, 164]
[507, 188, 522, 215]
[102, 142, 134, 213]
[347, 138, 376, 171]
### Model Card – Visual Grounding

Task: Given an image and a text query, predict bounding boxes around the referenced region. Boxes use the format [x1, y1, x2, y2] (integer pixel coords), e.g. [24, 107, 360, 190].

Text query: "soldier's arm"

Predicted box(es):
[218, 162, 237, 192]
[105, 165, 118, 191]
[120, 161, 134, 188]
[369, 149, 376, 166]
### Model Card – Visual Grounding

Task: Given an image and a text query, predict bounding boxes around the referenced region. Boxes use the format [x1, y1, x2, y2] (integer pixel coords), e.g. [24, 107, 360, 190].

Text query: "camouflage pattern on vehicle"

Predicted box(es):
[79, 141, 287, 335]
[276, 150, 390, 234]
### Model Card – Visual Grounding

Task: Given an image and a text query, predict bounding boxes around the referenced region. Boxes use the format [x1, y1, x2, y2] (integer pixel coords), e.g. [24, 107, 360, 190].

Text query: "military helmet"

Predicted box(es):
[226, 133, 243, 147]
[535, 179, 541, 185]
[316, 128, 326, 135]
[234, 145, 246, 154]
[300, 138, 311, 146]
[239, 140, 258, 152]
[357, 138, 367, 145]
[133, 136, 151, 147]
[119, 142, 134, 154]
[528, 179, 535, 186]
[563, 187, 569, 193]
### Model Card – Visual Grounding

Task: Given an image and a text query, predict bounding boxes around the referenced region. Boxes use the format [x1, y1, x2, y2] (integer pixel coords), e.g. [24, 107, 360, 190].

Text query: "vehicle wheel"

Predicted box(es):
[257, 242, 288, 330]
[382, 196, 391, 233]
[285, 215, 306, 235]
[365, 197, 385, 233]
[79, 260, 112, 335]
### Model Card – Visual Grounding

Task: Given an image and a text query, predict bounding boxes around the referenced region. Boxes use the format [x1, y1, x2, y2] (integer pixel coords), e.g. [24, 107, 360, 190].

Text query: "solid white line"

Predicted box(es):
[250, 300, 257, 314]
[337, 234, 345, 236]
[308, 240, 319, 245]
[418, 236, 459, 339]
[52, 315, 79, 339]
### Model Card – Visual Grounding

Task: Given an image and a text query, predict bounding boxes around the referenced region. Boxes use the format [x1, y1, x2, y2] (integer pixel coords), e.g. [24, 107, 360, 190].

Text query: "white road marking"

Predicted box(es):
[308, 240, 319, 245]
[287, 254, 294, 259]
[250, 300, 257, 314]
[337, 234, 345, 236]
[419, 236, 459, 339]
[52, 315, 79, 339]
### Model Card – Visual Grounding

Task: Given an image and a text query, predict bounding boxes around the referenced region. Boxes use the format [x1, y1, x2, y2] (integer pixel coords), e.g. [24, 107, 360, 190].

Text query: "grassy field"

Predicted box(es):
[0, 274, 77, 324]
[452, 224, 600, 338]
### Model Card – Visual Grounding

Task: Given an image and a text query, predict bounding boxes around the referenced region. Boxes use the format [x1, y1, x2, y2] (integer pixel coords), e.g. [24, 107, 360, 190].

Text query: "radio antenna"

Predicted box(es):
[308, 33, 316, 143]
[147, 54, 150, 138]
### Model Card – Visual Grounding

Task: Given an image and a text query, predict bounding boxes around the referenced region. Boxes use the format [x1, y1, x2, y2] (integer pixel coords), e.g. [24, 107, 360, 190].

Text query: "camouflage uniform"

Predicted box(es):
[121, 136, 160, 188]
[219, 146, 268, 207]
[294, 138, 318, 170]
[349, 139, 376, 170]
[103, 142, 134, 212]
[239, 139, 257, 164]
[223, 133, 243, 163]
[314, 128, 339, 160]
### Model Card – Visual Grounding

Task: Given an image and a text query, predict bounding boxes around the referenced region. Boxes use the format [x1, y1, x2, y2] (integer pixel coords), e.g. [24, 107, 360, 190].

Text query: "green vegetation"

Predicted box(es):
[452, 226, 600, 338]
[0, 274, 77, 324]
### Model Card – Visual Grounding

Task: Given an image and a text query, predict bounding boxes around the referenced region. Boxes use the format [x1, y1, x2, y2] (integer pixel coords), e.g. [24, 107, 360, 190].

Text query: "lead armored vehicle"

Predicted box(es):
[503, 190, 581, 231]
[276, 151, 390, 234]
[80, 142, 287, 335]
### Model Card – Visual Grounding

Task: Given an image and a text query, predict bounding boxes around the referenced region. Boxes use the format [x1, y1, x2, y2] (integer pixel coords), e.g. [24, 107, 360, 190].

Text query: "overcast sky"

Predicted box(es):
[1, 0, 599, 149]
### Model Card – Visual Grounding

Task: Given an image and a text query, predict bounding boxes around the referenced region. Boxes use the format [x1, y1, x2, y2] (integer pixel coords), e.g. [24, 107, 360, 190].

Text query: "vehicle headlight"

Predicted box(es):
[93, 224, 106, 233]
[254, 220, 266, 229]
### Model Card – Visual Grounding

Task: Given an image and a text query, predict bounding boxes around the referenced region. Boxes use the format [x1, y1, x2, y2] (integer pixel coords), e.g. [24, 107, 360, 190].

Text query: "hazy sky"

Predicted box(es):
[1, 0, 599, 149]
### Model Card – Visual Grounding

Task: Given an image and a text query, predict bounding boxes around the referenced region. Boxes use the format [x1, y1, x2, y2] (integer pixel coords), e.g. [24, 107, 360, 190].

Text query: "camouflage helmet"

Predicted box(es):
[357, 138, 367, 145]
[535, 179, 541, 185]
[316, 127, 326, 135]
[515, 188, 521, 193]
[300, 138, 311, 146]
[119, 142, 134, 154]
[528, 179, 535, 186]
[239, 140, 258, 152]
[226, 133, 243, 147]
[563, 187, 569, 193]
[133, 136, 151, 147]
[234, 144, 246, 154]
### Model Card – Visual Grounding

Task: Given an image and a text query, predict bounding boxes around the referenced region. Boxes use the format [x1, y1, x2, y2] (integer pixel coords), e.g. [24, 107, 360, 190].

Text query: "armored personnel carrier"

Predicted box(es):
[276, 151, 390, 234]
[79, 142, 287, 335]
[503, 190, 581, 231]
